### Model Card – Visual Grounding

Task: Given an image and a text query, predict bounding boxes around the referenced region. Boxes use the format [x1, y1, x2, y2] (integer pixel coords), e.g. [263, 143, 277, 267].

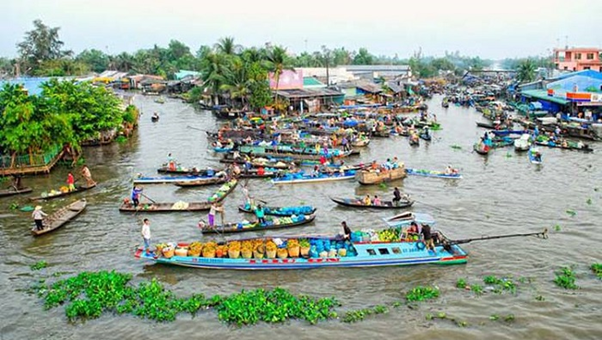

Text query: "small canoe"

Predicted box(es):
[330, 197, 414, 209]
[133, 175, 220, 184]
[406, 168, 462, 179]
[119, 201, 212, 212]
[419, 133, 432, 141]
[31, 199, 87, 236]
[409, 138, 420, 146]
[271, 170, 356, 184]
[238, 204, 317, 216]
[473, 143, 489, 155]
[199, 213, 316, 234]
[29, 184, 96, 201]
[534, 140, 594, 153]
[173, 177, 227, 187]
[528, 147, 542, 165]
[0, 186, 33, 198]
[382, 211, 436, 227]
[219, 156, 292, 169]
[351, 139, 370, 147]
[238, 169, 282, 178]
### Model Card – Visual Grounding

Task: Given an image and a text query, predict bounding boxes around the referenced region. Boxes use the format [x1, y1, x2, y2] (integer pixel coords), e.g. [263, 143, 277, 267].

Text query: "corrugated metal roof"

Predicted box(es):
[521, 90, 569, 105]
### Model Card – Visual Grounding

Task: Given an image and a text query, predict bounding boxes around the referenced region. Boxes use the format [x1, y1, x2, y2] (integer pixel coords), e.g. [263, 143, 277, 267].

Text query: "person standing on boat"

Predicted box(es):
[131, 185, 143, 207]
[32, 206, 47, 231]
[392, 187, 402, 206]
[254, 204, 266, 225]
[81, 165, 95, 186]
[341, 221, 352, 240]
[208, 202, 223, 226]
[11, 175, 23, 190]
[167, 153, 176, 171]
[421, 224, 436, 254]
[141, 218, 152, 255]
[67, 172, 75, 192]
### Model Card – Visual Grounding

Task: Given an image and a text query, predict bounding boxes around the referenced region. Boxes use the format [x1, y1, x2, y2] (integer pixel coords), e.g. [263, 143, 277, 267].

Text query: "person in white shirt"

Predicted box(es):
[32, 206, 47, 231]
[141, 219, 152, 255]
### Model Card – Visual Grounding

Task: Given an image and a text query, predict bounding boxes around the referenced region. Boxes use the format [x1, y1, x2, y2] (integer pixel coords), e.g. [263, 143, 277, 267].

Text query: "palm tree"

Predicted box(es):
[200, 51, 228, 105]
[517, 59, 537, 84]
[266, 45, 294, 107]
[221, 58, 252, 108]
[215, 37, 241, 56]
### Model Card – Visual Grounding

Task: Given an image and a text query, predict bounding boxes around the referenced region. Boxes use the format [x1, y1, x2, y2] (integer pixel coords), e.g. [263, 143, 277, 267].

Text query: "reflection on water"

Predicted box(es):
[0, 95, 601, 339]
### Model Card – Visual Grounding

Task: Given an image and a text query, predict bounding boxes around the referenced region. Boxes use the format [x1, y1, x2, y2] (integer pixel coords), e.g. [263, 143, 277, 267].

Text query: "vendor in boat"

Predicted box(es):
[257, 166, 266, 176]
[141, 219, 152, 256]
[341, 221, 352, 240]
[392, 187, 402, 206]
[81, 165, 95, 186]
[372, 195, 381, 206]
[363, 194, 372, 205]
[445, 165, 458, 175]
[32, 206, 48, 231]
[254, 204, 266, 225]
[421, 224, 436, 253]
[131, 185, 143, 207]
[11, 175, 23, 190]
[152, 112, 159, 121]
[208, 202, 223, 226]
[310, 165, 320, 177]
[67, 172, 75, 192]
[407, 222, 420, 241]
[167, 153, 176, 171]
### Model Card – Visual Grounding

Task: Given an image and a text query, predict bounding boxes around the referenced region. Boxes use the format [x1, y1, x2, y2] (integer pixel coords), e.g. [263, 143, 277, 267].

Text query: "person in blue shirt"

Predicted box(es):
[131, 185, 143, 207]
[255, 204, 266, 225]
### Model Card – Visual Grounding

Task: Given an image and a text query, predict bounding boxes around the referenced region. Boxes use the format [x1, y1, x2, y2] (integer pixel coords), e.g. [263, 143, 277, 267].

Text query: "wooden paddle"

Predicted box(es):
[141, 193, 157, 204]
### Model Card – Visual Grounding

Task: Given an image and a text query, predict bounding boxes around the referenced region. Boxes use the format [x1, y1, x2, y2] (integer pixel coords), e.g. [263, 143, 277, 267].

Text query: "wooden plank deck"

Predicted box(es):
[0, 150, 65, 176]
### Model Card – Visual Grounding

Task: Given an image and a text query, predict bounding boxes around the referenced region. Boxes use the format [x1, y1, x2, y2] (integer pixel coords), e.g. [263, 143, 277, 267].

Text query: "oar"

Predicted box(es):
[187, 125, 208, 132]
[141, 194, 157, 204]
[449, 229, 548, 246]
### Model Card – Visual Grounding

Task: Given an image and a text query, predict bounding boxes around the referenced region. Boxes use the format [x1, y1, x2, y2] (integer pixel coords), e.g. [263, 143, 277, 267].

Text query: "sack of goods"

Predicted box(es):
[171, 201, 189, 210]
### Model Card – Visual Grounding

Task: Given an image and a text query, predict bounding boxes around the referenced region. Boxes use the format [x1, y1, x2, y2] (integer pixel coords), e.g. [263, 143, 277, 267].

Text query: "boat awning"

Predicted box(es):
[521, 90, 569, 105]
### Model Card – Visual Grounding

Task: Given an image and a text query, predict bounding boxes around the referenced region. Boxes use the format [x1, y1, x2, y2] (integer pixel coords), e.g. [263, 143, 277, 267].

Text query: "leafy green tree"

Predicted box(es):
[215, 37, 241, 56]
[200, 51, 228, 105]
[16, 19, 72, 75]
[0, 57, 13, 77]
[266, 45, 294, 106]
[353, 48, 374, 65]
[76, 49, 109, 73]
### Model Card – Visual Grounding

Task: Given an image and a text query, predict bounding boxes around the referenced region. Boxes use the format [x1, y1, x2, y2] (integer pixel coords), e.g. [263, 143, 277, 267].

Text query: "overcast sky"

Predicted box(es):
[1, 0, 600, 60]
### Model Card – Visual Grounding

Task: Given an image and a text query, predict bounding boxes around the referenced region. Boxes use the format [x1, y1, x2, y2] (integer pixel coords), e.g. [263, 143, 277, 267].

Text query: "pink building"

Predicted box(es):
[554, 47, 602, 72]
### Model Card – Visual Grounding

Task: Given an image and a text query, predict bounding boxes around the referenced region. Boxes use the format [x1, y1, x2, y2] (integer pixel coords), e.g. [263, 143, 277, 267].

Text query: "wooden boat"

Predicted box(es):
[173, 177, 227, 187]
[534, 139, 594, 153]
[219, 155, 292, 169]
[529, 147, 542, 165]
[29, 183, 96, 201]
[476, 121, 507, 130]
[0, 186, 33, 197]
[136, 228, 469, 269]
[238, 204, 317, 216]
[199, 213, 316, 234]
[355, 167, 406, 185]
[330, 197, 414, 209]
[382, 211, 436, 227]
[119, 201, 213, 212]
[409, 136, 420, 146]
[406, 168, 462, 179]
[271, 170, 356, 184]
[157, 166, 220, 175]
[151, 115, 160, 122]
[239, 145, 354, 159]
[351, 139, 370, 147]
[473, 143, 490, 155]
[133, 174, 221, 184]
[31, 199, 87, 236]
[238, 169, 282, 178]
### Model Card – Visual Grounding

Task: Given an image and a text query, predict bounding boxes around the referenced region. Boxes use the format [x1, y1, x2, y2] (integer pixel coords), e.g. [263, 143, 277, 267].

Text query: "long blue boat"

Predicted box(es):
[134, 228, 548, 270]
[406, 168, 462, 179]
[271, 170, 356, 184]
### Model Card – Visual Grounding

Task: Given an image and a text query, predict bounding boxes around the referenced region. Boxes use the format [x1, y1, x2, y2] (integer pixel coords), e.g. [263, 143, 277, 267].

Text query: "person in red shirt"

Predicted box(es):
[319, 155, 327, 166]
[257, 166, 265, 176]
[67, 172, 75, 192]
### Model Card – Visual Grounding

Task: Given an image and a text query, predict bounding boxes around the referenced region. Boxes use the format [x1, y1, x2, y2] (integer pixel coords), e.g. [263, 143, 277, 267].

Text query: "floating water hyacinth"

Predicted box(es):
[451, 144, 462, 150]
[586, 198, 592, 205]
[566, 209, 576, 217]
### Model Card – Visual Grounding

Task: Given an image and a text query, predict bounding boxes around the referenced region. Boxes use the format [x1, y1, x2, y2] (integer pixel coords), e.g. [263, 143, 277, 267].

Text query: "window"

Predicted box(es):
[584, 67, 591, 70]
[587, 53, 594, 60]
[392, 247, 401, 254]
[367, 249, 376, 256]
[378, 248, 390, 255]
[576, 53, 582, 60]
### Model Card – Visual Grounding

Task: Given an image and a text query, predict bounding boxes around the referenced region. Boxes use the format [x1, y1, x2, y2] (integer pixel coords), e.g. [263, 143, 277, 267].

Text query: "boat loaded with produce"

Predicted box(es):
[238, 204, 317, 216]
[199, 213, 316, 234]
[29, 184, 96, 201]
[136, 227, 547, 270]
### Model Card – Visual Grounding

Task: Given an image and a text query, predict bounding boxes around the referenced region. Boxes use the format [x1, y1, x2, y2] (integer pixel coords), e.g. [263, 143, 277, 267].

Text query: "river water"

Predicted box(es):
[1, 95, 600, 339]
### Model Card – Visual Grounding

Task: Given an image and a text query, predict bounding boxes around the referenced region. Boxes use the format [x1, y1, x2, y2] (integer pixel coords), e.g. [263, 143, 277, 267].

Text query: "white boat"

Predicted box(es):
[382, 212, 436, 227]
[514, 134, 531, 152]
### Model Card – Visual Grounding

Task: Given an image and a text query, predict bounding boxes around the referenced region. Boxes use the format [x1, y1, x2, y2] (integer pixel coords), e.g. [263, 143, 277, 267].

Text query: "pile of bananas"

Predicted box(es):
[378, 228, 400, 242]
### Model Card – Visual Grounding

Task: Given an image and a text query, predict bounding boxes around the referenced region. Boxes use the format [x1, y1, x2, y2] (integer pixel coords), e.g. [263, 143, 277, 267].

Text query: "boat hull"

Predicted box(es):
[356, 167, 406, 185]
[29, 184, 96, 201]
[200, 214, 316, 234]
[31, 199, 87, 236]
[0, 187, 33, 197]
[406, 168, 462, 179]
[330, 197, 414, 209]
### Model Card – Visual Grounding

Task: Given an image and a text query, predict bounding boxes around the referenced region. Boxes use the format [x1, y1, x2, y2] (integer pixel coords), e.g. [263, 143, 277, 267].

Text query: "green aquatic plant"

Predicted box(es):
[36, 271, 339, 325]
[341, 305, 387, 323]
[591, 263, 602, 279]
[554, 224, 561, 232]
[565, 209, 576, 217]
[483, 275, 502, 285]
[115, 136, 127, 144]
[450, 144, 462, 150]
[586, 198, 592, 205]
[30, 261, 48, 271]
[405, 286, 440, 302]
[456, 278, 468, 289]
[470, 284, 484, 296]
[554, 266, 578, 290]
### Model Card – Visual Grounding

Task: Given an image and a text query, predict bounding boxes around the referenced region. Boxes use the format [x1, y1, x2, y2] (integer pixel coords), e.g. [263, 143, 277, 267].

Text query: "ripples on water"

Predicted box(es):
[0, 95, 600, 339]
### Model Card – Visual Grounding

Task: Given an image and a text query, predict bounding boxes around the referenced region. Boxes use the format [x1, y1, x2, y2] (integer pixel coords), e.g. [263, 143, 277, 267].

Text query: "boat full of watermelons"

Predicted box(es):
[133, 174, 223, 185]
[405, 168, 462, 179]
[157, 165, 221, 175]
[29, 183, 97, 201]
[31, 199, 87, 236]
[136, 227, 548, 270]
[355, 167, 406, 185]
[173, 176, 227, 187]
[120, 179, 238, 212]
[199, 213, 316, 234]
[271, 169, 356, 184]
[382, 211, 436, 227]
[330, 197, 414, 209]
[0, 186, 33, 198]
[238, 204, 316, 216]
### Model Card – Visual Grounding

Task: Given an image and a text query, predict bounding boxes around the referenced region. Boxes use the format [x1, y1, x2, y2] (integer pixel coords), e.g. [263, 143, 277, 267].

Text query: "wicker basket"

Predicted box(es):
[253, 250, 265, 259]
[300, 247, 310, 256]
[162, 247, 175, 259]
[241, 249, 253, 259]
[338, 248, 347, 257]
[175, 247, 188, 257]
[228, 249, 240, 259]
[202, 249, 216, 258]
[277, 248, 289, 259]
[288, 246, 300, 258]
[266, 250, 276, 259]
